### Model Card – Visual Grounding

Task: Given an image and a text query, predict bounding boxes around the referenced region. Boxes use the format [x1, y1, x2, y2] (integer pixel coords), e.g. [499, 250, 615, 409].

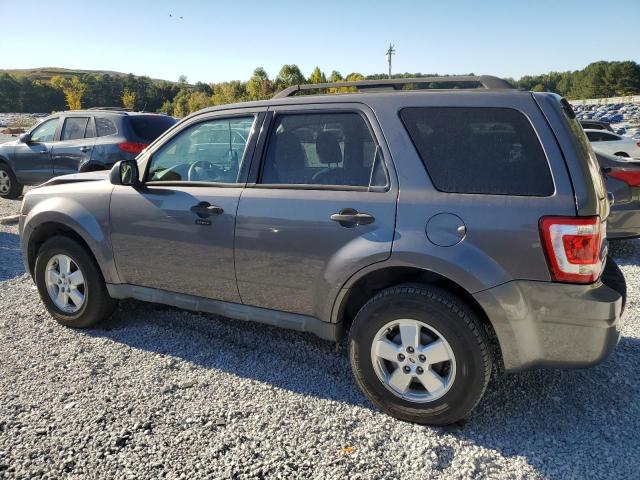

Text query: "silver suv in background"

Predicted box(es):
[0, 109, 177, 198]
[19, 77, 626, 425]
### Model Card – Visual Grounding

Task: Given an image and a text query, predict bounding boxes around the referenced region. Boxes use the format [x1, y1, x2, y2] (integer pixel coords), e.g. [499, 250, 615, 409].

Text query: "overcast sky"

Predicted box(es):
[1, 0, 639, 83]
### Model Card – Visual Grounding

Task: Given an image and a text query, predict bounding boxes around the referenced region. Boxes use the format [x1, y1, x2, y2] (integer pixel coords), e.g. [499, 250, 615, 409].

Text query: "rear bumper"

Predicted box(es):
[474, 276, 624, 372]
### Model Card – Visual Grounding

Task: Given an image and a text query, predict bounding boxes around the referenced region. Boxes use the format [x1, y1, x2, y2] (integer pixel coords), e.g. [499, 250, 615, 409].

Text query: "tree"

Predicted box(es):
[246, 67, 273, 100]
[308, 66, 327, 84]
[276, 64, 306, 90]
[122, 88, 137, 109]
[178, 75, 188, 84]
[50, 76, 87, 110]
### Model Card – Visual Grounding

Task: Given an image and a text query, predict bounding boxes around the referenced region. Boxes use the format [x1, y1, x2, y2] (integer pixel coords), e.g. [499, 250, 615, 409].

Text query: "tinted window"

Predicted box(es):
[400, 107, 553, 196]
[260, 112, 387, 188]
[30, 118, 59, 143]
[96, 117, 117, 137]
[148, 116, 254, 183]
[600, 132, 619, 141]
[61, 117, 89, 141]
[586, 131, 601, 141]
[129, 115, 177, 142]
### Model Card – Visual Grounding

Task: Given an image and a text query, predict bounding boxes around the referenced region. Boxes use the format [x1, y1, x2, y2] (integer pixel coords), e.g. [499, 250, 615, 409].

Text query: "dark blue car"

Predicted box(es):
[0, 109, 177, 198]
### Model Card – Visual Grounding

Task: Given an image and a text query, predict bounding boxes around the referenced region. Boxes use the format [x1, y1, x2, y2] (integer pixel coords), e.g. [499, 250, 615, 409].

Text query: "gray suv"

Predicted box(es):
[18, 77, 626, 425]
[0, 109, 177, 199]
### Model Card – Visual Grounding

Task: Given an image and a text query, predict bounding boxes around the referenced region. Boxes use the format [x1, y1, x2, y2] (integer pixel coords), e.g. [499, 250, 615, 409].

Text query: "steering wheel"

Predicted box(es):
[187, 160, 222, 181]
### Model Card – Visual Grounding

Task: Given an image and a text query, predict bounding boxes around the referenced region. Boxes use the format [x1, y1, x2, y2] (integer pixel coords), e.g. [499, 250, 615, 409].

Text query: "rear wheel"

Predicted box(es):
[349, 284, 492, 425]
[0, 163, 23, 199]
[35, 236, 117, 328]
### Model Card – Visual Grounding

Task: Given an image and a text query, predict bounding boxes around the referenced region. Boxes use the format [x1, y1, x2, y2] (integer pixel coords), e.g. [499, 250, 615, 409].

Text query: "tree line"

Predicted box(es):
[1, 61, 639, 116]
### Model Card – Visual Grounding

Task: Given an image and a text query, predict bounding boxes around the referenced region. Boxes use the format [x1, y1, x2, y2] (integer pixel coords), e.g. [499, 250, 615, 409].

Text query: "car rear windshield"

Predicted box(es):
[128, 115, 177, 142]
[400, 107, 554, 196]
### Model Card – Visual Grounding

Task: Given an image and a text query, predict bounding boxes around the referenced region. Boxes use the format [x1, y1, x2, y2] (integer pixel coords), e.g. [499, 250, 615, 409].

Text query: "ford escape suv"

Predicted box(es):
[19, 76, 626, 425]
[0, 108, 177, 199]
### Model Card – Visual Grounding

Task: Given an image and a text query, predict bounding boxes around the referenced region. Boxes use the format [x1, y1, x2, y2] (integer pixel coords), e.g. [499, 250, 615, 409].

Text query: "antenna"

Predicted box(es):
[386, 44, 396, 79]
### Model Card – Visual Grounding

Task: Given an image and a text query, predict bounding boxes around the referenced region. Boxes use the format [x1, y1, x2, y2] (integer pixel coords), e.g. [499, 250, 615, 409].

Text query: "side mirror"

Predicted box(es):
[110, 160, 140, 187]
[18, 133, 31, 143]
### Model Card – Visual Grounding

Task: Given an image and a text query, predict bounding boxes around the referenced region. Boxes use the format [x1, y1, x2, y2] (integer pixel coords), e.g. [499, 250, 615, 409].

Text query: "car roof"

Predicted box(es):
[184, 88, 534, 121]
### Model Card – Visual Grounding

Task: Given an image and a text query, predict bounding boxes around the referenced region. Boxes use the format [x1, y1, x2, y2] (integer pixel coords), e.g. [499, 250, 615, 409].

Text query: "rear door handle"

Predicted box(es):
[190, 202, 224, 218]
[80, 146, 92, 153]
[330, 208, 375, 227]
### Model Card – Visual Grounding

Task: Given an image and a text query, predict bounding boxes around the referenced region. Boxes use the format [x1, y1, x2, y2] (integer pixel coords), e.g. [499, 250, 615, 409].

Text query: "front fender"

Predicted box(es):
[20, 184, 119, 283]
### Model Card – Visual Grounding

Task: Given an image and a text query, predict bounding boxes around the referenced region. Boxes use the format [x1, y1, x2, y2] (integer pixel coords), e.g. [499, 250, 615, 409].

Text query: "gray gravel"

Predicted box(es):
[0, 195, 638, 479]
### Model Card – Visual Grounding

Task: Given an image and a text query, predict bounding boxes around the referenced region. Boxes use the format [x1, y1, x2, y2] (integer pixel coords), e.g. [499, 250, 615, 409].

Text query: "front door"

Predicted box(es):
[234, 106, 398, 321]
[110, 111, 262, 302]
[13, 117, 59, 184]
[52, 116, 96, 175]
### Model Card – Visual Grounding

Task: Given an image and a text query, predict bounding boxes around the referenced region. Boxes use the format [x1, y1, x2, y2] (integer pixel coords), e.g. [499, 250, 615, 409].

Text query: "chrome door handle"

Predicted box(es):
[80, 146, 92, 153]
[330, 208, 375, 227]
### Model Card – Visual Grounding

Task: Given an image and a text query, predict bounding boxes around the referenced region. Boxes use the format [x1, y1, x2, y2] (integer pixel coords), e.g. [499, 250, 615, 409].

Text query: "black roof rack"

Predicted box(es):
[273, 75, 514, 99]
[85, 107, 131, 111]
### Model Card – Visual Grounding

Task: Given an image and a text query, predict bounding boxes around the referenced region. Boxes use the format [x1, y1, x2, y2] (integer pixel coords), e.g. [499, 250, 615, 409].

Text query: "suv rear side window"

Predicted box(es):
[129, 116, 177, 142]
[400, 107, 554, 196]
[260, 112, 388, 188]
[96, 117, 117, 137]
[61, 117, 90, 141]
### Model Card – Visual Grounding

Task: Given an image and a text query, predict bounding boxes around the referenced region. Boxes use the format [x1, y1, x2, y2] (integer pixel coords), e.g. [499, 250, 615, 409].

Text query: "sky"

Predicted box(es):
[1, 0, 639, 84]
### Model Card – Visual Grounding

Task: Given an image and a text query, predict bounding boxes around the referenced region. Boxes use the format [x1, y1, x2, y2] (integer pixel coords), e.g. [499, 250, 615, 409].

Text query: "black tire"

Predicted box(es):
[349, 284, 492, 425]
[35, 236, 117, 328]
[602, 256, 627, 314]
[0, 163, 23, 199]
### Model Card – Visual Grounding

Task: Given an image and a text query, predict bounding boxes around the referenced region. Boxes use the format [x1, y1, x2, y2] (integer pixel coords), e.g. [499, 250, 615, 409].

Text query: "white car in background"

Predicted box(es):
[584, 129, 640, 159]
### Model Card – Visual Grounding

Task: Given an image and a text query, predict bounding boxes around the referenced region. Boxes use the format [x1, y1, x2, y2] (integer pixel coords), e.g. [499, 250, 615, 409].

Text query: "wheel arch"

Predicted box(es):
[22, 203, 119, 285]
[333, 265, 504, 369]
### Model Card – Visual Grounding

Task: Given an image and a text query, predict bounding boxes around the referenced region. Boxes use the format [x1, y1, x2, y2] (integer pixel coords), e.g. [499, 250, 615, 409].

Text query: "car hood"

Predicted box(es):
[39, 170, 110, 187]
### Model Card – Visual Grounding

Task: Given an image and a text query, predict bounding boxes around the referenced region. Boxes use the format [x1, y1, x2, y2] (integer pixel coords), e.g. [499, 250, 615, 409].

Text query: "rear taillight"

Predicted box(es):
[117, 142, 148, 155]
[607, 170, 640, 186]
[539, 216, 605, 283]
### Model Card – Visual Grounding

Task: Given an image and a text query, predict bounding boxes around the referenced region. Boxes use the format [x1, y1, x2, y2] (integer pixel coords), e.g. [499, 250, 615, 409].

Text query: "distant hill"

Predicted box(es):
[0, 67, 174, 84]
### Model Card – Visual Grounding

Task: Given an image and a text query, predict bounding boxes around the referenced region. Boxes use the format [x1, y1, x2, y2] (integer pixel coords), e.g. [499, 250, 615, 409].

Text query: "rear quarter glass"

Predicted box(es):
[399, 106, 554, 196]
[128, 116, 178, 142]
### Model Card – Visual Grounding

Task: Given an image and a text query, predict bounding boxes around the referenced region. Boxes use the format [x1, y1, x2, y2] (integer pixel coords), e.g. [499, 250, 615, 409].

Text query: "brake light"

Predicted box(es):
[117, 142, 148, 155]
[539, 216, 605, 283]
[607, 170, 640, 186]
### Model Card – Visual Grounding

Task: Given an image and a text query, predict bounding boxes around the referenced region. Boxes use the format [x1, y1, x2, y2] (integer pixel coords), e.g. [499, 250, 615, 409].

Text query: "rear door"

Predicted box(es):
[51, 116, 96, 175]
[234, 104, 398, 321]
[12, 117, 59, 184]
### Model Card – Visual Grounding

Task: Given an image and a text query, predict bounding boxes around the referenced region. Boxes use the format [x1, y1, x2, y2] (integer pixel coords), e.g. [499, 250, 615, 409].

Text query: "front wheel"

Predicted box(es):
[35, 236, 117, 328]
[349, 284, 492, 425]
[0, 164, 23, 199]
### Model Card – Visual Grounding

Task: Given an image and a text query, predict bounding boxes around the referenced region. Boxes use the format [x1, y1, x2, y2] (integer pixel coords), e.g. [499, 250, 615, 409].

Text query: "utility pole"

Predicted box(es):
[386, 44, 395, 79]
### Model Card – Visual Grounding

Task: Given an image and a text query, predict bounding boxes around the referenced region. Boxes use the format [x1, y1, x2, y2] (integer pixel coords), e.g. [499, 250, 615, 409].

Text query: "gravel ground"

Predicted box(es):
[0, 195, 638, 479]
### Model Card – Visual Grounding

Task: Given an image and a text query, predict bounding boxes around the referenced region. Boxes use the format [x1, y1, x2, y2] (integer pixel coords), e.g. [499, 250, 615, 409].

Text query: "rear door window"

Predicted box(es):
[61, 117, 90, 141]
[400, 107, 554, 196]
[259, 112, 388, 188]
[129, 115, 177, 142]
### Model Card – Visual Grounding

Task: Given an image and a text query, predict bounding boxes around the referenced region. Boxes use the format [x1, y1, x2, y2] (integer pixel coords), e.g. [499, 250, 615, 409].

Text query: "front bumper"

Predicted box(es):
[474, 272, 624, 372]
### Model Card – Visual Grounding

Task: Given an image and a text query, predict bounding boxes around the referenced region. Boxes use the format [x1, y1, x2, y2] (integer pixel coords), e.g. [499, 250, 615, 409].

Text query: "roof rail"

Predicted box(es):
[85, 106, 131, 111]
[273, 75, 514, 99]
